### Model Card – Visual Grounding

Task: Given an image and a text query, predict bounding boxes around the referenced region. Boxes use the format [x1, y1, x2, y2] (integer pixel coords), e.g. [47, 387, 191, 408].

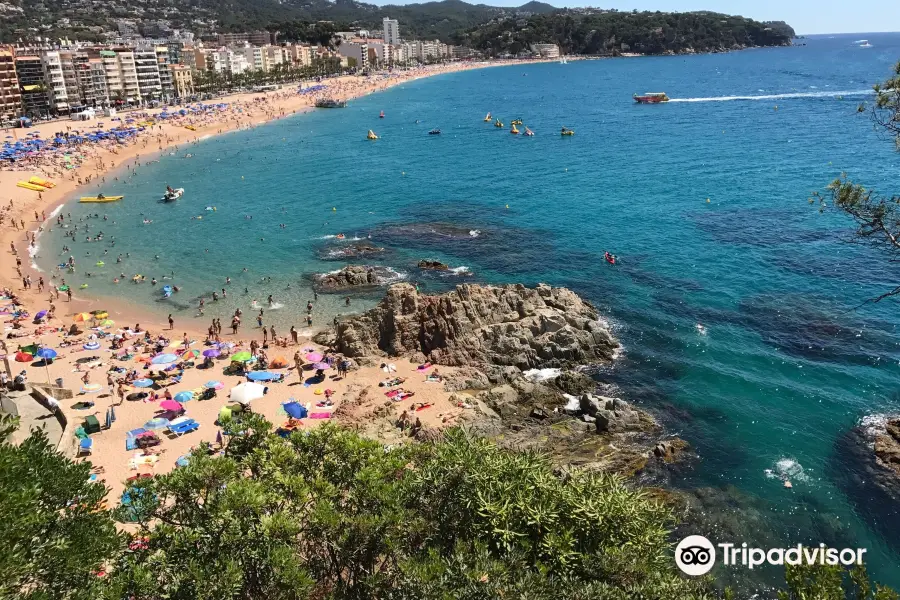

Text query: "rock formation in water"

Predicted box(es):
[417, 260, 449, 271]
[320, 243, 385, 260]
[334, 283, 619, 370]
[314, 266, 384, 291]
[326, 282, 688, 480]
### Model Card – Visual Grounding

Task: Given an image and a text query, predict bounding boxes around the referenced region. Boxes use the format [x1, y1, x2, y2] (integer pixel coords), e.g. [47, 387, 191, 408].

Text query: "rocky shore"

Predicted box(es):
[312, 265, 396, 292]
[322, 282, 691, 479]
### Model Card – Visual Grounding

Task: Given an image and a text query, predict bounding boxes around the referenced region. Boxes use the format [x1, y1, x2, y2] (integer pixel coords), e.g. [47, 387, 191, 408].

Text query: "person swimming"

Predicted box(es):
[267, 294, 274, 306]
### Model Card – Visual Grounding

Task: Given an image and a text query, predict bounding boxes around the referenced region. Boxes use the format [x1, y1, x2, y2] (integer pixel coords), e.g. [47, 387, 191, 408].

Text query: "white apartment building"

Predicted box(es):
[383, 18, 400, 46]
[155, 46, 174, 99]
[40, 51, 71, 113]
[210, 49, 249, 76]
[101, 49, 140, 103]
[134, 47, 162, 99]
[238, 46, 265, 71]
[531, 43, 560, 58]
[263, 46, 283, 71]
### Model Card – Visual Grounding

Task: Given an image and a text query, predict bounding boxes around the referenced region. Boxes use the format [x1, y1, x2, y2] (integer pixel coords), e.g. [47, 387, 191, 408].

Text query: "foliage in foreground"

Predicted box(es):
[1, 414, 898, 599]
[813, 61, 900, 302]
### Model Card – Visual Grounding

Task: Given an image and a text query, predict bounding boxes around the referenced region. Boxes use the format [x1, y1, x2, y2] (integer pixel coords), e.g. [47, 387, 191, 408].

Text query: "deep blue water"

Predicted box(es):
[42, 33, 900, 590]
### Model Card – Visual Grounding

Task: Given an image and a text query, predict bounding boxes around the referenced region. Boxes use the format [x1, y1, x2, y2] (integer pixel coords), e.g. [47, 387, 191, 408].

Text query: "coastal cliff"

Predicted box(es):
[327, 283, 689, 479]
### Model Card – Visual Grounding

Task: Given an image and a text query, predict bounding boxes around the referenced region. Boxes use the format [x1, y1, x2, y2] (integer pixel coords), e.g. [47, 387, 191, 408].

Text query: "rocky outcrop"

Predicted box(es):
[875, 420, 900, 476]
[319, 243, 385, 261]
[314, 266, 385, 291]
[334, 283, 619, 370]
[417, 260, 449, 271]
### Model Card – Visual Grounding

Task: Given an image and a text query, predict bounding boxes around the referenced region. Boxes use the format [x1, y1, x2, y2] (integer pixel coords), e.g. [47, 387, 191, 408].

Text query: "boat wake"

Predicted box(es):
[668, 89, 873, 103]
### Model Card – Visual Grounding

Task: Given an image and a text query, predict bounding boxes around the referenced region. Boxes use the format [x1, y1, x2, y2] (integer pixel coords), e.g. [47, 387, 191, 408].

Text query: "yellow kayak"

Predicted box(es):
[29, 176, 55, 188]
[80, 196, 124, 203]
[17, 181, 45, 191]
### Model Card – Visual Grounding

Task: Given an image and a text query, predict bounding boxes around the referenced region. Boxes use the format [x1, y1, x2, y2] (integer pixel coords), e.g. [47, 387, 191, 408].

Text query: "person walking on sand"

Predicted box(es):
[290, 325, 298, 344]
[269, 325, 275, 342]
[168, 314, 174, 330]
[262, 327, 268, 344]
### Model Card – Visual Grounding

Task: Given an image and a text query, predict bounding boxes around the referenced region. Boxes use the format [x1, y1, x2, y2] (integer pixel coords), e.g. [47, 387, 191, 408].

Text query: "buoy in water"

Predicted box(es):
[505, 204, 509, 209]
[706, 198, 711, 203]
[332, 207, 336, 211]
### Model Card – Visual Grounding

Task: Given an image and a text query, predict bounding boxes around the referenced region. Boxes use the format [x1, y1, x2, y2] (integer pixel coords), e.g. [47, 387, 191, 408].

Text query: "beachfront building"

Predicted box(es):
[102, 49, 140, 104]
[72, 53, 108, 106]
[134, 47, 163, 101]
[155, 46, 174, 100]
[238, 46, 265, 72]
[39, 51, 72, 114]
[209, 49, 249, 76]
[15, 54, 50, 117]
[383, 18, 400, 46]
[284, 44, 314, 68]
[263, 46, 283, 71]
[338, 42, 369, 71]
[168, 64, 194, 98]
[531, 43, 560, 59]
[0, 48, 22, 121]
[218, 31, 275, 47]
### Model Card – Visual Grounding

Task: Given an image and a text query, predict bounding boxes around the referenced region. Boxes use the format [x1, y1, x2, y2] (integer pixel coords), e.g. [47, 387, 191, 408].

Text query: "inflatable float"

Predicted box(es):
[80, 196, 123, 203]
[367, 130, 379, 140]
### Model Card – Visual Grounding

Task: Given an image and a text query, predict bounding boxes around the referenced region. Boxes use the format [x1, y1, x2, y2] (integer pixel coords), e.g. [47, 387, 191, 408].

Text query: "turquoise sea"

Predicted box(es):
[42, 33, 900, 589]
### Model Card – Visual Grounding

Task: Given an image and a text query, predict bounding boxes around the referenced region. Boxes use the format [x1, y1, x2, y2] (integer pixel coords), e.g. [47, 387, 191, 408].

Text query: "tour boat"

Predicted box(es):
[315, 99, 346, 108]
[633, 92, 669, 104]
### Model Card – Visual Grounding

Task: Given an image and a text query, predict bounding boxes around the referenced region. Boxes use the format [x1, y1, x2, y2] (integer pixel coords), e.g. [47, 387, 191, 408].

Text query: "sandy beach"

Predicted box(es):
[0, 60, 537, 501]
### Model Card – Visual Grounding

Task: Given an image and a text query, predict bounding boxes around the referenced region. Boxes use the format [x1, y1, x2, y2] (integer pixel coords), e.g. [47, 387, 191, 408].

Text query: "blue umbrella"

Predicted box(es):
[247, 371, 280, 382]
[35, 347, 57, 360]
[174, 391, 194, 403]
[105, 409, 112, 429]
[176, 454, 191, 467]
[151, 353, 177, 365]
[132, 378, 154, 388]
[110, 404, 116, 423]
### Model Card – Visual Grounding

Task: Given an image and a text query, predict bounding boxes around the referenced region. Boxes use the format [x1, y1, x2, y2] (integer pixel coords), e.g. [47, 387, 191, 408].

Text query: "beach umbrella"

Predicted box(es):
[174, 391, 194, 403]
[305, 352, 323, 362]
[151, 353, 178, 365]
[159, 399, 182, 412]
[105, 409, 112, 429]
[144, 417, 170, 430]
[83, 342, 101, 350]
[81, 383, 102, 394]
[202, 348, 220, 358]
[230, 382, 265, 405]
[20, 343, 39, 355]
[132, 378, 154, 388]
[100, 319, 115, 327]
[181, 349, 201, 360]
[312, 362, 330, 370]
[110, 405, 116, 422]
[35, 348, 57, 360]
[73, 312, 92, 322]
[14, 351, 33, 362]
[204, 380, 224, 390]
[215, 430, 223, 445]
[247, 371, 279, 382]
[176, 454, 190, 467]
[91, 310, 108, 318]
[35, 310, 48, 319]
[231, 351, 253, 363]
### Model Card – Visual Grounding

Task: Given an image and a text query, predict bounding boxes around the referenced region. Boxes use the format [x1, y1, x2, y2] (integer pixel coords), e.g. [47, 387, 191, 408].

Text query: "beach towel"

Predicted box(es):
[309, 412, 332, 419]
[416, 363, 433, 372]
[283, 401, 307, 419]
[415, 403, 433, 412]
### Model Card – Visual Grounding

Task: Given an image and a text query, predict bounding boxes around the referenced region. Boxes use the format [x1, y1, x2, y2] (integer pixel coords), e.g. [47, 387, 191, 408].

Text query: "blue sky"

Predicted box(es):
[385, 0, 900, 35]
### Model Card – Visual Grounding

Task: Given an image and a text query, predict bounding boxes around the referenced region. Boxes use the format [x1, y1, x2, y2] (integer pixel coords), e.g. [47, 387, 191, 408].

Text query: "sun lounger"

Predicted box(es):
[168, 419, 199, 436]
[78, 437, 93, 456]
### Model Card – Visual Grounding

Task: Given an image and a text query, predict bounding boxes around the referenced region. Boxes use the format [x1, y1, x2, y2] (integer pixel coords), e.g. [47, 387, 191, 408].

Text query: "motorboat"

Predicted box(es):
[494, 118, 504, 128]
[163, 187, 184, 202]
[633, 92, 669, 103]
[560, 128, 574, 136]
[524, 127, 535, 137]
[315, 99, 346, 108]
[367, 130, 379, 140]
[859, 40, 873, 47]
[428, 128, 441, 135]
[484, 112, 492, 122]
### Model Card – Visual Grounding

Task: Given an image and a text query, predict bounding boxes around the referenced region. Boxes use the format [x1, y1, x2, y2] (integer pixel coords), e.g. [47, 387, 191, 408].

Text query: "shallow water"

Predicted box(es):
[42, 33, 900, 588]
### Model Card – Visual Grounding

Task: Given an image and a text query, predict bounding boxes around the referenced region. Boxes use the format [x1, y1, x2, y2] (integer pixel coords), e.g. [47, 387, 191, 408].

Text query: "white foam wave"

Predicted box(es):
[669, 89, 873, 103]
[770, 457, 810, 483]
[199, 134, 212, 140]
[448, 266, 471, 275]
[380, 267, 408, 283]
[523, 367, 561, 382]
[48, 205, 63, 218]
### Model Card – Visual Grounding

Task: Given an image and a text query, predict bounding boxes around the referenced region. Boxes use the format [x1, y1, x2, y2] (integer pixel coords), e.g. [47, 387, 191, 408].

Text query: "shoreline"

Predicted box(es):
[1, 59, 554, 338]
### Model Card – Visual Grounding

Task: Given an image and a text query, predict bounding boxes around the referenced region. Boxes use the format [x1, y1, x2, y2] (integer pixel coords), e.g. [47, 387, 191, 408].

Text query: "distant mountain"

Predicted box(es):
[516, 1, 559, 14]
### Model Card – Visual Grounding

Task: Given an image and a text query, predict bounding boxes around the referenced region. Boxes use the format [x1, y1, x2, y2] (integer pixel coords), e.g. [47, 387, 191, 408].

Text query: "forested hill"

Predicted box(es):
[457, 11, 796, 55]
[0, 0, 794, 54]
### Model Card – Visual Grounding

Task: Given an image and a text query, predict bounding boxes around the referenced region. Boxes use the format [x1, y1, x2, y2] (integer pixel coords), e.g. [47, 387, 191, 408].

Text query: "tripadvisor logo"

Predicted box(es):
[675, 535, 867, 576]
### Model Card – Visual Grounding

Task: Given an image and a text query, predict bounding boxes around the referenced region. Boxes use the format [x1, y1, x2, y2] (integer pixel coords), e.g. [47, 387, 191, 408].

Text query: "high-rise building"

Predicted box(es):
[101, 49, 140, 104]
[134, 47, 162, 100]
[15, 54, 50, 117]
[0, 47, 21, 120]
[383, 18, 400, 46]
[155, 46, 173, 99]
[40, 51, 71, 114]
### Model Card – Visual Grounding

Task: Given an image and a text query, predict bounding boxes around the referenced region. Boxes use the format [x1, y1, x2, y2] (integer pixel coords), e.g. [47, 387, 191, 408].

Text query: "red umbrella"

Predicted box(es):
[159, 400, 183, 412]
[14, 351, 33, 362]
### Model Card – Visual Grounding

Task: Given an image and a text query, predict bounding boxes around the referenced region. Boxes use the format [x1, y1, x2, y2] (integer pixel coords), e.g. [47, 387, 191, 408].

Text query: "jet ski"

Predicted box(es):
[428, 128, 441, 135]
[163, 187, 184, 202]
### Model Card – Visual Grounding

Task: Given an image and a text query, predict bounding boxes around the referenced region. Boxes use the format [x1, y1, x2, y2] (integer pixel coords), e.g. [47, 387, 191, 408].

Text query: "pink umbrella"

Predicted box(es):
[305, 352, 323, 362]
[159, 400, 183, 412]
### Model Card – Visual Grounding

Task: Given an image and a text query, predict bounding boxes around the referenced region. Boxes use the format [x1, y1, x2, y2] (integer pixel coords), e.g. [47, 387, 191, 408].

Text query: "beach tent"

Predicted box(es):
[283, 401, 307, 420]
[230, 382, 266, 405]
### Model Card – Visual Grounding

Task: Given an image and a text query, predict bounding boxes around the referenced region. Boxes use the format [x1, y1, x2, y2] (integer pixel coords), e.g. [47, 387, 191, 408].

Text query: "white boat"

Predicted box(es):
[859, 40, 873, 47]
[163, 187, 184, 202]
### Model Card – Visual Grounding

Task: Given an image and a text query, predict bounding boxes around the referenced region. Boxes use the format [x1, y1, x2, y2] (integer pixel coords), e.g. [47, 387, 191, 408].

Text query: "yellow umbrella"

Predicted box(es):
[100, 319, 115, 327]
[73, 313, 92, 322]
[92, 311, 109, 319]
